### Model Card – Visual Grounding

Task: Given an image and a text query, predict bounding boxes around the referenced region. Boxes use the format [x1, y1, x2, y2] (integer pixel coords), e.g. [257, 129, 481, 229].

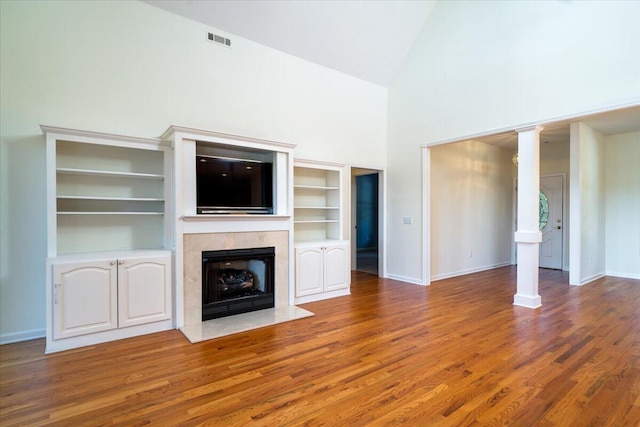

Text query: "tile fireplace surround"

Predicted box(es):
[181, 230, 312, 342]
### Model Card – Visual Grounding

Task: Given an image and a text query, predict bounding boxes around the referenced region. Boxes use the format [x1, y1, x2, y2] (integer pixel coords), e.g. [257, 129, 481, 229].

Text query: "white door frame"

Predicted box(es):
[349, 165, 387, 278]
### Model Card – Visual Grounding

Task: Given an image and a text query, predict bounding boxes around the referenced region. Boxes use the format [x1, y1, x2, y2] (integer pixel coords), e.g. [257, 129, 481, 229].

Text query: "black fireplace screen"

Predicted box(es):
[202, 247, 275, 320]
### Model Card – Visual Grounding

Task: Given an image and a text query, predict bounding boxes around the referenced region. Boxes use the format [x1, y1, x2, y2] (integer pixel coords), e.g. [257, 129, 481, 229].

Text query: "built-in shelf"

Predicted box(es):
[294, 185, 339, 191]
[43, 125, 174, 353]
[294, 220, 340, 224]
[57, 196, 164, 202]
[57, 168, 164, 180]
[293, 160, 344, 243]
[57, 211, 165, 215]
[45, 126, 170, 255]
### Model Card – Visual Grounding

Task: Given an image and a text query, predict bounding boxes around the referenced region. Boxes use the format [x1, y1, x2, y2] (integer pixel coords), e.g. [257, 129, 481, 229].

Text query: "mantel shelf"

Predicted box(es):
[182, 214, 291, 222]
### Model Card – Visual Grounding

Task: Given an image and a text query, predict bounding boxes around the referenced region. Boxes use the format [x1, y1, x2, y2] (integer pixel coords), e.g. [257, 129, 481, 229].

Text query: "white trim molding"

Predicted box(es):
[575, 273, 606, 287]
[422, 100, 640, 148]
[606, 272, 640, 281]
[431, 262, 512, 282]
[386, 273, 425, 286]
[0, 328, 46, 345]
[421, 146, 431, 286]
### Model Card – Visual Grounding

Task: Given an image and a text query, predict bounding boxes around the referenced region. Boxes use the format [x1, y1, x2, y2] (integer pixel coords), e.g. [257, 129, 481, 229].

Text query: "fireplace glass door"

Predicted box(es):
[202, 247, 275, 320]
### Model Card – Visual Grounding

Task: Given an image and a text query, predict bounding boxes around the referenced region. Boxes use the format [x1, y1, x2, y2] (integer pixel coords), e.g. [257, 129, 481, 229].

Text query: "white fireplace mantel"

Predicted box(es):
[162, 125, 297, 329]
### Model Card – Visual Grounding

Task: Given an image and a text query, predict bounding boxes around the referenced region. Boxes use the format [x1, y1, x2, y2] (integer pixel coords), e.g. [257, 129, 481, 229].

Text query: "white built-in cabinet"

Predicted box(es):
[295, 242, 349, 297]
[43, 126, 173, 353]
[52, 253, 171, 340]
[293, 160, 350, 303]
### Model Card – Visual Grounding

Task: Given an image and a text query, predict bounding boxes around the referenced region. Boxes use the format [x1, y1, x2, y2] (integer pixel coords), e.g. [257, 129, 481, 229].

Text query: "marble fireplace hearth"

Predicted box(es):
[180, 230, 312, 343]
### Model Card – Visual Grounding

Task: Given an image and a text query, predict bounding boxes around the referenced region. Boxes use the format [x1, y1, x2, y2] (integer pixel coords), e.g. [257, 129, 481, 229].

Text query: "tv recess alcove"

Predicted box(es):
[162, 126, 312, 343]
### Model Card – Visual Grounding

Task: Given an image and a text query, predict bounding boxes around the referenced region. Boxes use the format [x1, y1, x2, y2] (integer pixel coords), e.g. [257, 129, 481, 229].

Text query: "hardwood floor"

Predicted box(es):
[1, 267, 639, 426]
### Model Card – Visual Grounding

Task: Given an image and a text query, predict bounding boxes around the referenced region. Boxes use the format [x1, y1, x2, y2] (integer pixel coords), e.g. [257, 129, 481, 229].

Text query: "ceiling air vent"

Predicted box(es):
[207, 32, 231, 48]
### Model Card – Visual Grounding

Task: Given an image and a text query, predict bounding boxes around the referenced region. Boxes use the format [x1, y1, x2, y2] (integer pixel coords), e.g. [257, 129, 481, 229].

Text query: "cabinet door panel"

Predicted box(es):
[295, 246, 324, 297]
[324, 244, 349, 291]
[53, 261, 117, 340]
[118, 256, 171, 328]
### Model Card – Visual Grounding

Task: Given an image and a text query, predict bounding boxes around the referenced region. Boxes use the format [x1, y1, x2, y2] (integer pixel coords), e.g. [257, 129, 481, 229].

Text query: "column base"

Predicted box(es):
[513, 293, 542, 309]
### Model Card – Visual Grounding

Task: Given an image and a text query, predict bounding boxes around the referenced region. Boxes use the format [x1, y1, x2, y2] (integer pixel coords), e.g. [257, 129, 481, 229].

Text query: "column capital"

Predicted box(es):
[515, 124, 544, 134]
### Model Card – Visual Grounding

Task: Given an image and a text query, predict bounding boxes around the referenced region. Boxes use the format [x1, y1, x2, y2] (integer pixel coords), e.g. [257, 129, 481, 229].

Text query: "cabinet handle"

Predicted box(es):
[118, 260, 125, 265]
[54, 283, 60, 305]
[110, 261, 116, 266]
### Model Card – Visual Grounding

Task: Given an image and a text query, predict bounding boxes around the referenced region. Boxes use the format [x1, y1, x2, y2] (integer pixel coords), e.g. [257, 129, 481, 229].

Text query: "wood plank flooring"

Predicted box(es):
[1, 267, 639, 426]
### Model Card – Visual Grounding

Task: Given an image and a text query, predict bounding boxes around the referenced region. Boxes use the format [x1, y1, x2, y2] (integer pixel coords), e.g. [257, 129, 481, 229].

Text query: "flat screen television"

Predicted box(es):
[196, 155, 273, 214]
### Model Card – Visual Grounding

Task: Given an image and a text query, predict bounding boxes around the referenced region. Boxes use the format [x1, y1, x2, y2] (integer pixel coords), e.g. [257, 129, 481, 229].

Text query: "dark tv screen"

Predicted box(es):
[196, 155, 273, 214]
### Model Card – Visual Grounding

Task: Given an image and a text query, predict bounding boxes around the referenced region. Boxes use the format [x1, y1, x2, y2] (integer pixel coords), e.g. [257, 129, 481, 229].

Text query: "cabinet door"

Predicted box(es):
[323, 243, 349, 292]
[118, 255, 171, 328]
[53, 261, 117, 340]
[295, 246, 324, 297]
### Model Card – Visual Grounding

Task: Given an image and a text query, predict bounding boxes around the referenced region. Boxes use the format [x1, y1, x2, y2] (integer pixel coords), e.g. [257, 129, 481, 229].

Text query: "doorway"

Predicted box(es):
[513, 174, 565, 270]
[351, 168, 383, 276]
[539, 175, 563, 269]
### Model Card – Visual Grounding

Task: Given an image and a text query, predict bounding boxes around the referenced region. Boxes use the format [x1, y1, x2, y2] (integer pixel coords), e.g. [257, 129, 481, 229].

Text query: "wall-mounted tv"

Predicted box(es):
[196, 155, 273, 214]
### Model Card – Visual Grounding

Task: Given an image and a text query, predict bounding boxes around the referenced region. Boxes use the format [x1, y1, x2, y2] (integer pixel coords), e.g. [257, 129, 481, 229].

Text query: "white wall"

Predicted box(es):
[0, 1, 388, 341]
[605, 131, 640, 279]
[388, 0, 640, 282]
[540, 142, 570, 178]
[430, 140, 513, 280]
[579, 125, 606, 283]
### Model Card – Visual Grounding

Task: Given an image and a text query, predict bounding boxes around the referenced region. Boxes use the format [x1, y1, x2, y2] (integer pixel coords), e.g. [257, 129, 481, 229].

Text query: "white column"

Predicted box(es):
[514, 125, 543, 308]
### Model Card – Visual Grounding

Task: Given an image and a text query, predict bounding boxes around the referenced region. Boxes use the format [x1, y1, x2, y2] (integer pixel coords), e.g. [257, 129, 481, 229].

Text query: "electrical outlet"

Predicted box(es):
[403, 216, 413, 225]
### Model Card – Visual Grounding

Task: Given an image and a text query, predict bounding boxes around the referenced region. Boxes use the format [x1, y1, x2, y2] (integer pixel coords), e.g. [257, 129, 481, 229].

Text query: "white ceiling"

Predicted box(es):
[143, 0, 437, 87]
[142, 0, 639, 142]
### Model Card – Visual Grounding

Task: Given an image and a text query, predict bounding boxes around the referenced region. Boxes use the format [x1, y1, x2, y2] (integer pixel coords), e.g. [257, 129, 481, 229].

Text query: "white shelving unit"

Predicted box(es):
[43, 126, 174, 353]
[293, 162, 343, 243]
[293, 160, 350, 304]
[51, 138, 168, 254]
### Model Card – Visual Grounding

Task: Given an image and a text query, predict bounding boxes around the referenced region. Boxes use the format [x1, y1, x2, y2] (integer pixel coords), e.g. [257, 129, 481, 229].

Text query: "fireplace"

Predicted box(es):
[202, 247, 275, 321]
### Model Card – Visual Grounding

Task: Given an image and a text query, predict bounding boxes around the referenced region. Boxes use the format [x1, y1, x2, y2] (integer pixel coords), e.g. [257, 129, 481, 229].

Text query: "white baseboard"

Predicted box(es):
[385, 273, 425, 286]
[576, 272, 606, 286]
[431, 262, 512, 282]
[45, 320, 174, 354]
[294, 288, 350, 305]
[0, 328, 46, 345]
[606, 271, 640, 280]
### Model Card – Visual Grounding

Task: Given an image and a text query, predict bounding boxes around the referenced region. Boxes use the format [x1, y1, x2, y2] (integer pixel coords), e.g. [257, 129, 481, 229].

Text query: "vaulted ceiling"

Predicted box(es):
[142, 0, 639, 144]
[143, 0, 437, 87]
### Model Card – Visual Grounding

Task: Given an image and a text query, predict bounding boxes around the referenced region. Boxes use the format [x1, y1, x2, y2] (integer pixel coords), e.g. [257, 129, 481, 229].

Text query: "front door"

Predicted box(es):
[539, 175, 563, 269]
